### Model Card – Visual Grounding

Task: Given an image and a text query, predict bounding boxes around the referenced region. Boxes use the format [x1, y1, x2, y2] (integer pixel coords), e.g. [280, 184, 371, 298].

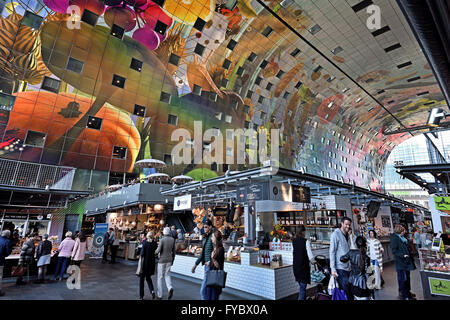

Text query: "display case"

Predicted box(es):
[418, 248, 450, 300]
[276, 210, 342, 244]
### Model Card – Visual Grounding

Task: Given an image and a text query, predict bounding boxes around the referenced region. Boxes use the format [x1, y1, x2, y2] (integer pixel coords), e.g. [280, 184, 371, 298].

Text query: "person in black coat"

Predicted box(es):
[139, 231, 158, 300]
[292, 225, 314, 300]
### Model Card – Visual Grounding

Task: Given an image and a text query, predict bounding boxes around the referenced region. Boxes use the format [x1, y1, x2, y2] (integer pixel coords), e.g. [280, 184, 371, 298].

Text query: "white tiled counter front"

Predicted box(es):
[171, 252, 299, 300]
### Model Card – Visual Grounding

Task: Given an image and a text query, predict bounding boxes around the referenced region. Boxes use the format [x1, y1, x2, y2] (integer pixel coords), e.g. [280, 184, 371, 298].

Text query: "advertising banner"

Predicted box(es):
[174, 194, 192, 211]
[90, 223, 108, 259]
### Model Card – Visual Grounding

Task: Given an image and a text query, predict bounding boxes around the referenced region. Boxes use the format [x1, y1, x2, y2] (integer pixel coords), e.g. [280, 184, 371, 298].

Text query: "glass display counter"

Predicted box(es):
[418, 248, 450, 300]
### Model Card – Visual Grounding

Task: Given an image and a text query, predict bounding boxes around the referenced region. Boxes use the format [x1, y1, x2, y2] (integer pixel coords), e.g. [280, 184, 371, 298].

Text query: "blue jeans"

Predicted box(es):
[205, 285, 221, 300]
[54, 257, 69, 279]
[298, 281, 307, 300]
[336, 269, 352, 300]
[200, 265, 211, 300]
[397, 270, 411, 300]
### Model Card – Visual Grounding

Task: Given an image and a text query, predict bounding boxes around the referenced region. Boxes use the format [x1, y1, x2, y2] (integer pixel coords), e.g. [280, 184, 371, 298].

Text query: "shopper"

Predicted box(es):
[191, 219, 214, 300]
[102, 228, 112, 263]
[367, 230, 384, 289]
[0, 230, 12, 296]
[413, 228, 421, 255]
[139, 231, 158, 300]
[340, 236, 372, 300]
[155, 227, 176, 300]
[330, 216, 352, 300]
[54, 231, 75, 281]
[391, 224, 416, 300]
[35, 234, 52, 283]
[292, 225, 314, 300]
[170, 226, 177, 239]
[177, 229, 183, 240]
[71, 231, 88, 266]
[17, 233, 38, 285]
[110, 228, 119, 264]
[205, 230, 225, 300]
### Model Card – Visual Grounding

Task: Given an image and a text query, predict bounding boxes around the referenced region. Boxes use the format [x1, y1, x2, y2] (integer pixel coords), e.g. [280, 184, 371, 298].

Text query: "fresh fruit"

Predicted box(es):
[104, 5, 137, 31]
[162, 0, 214, 25]
[132, 26, 160, 50]
[143, 2, 173, 29]
[43, 0, 70, 13]
[69, 0, 106, 15]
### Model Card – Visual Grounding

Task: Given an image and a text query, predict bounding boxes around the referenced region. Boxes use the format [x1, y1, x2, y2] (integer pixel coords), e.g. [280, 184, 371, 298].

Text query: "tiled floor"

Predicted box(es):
[0, 258, 424, 300]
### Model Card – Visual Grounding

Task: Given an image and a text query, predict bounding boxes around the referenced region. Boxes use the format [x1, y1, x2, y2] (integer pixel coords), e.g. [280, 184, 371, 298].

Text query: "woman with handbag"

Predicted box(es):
[205, 230, 225, 300]
[16, 234, 37, 285]
[35, 234, 52, 283]
[367, 230, 384, 289]
[138, 231, 158, 300]
[71, 231, 88, 266]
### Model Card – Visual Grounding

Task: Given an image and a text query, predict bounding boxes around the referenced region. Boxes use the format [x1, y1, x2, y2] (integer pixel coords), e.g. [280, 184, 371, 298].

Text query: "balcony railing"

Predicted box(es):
[0, 158, 75, 190]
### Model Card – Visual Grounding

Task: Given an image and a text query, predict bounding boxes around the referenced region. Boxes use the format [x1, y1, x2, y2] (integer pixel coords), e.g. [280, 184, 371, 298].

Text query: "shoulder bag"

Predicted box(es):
[205, 269, 227, 288]
[11, 265, 27, 277]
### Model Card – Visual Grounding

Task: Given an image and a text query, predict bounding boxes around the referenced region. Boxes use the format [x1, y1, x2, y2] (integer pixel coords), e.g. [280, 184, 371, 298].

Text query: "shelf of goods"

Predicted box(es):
[419, 248, 450, 300]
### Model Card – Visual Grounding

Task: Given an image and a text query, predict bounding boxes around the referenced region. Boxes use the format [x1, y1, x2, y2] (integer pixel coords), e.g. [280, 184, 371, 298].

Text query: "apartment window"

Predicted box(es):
[262, 26, 273, 37]
[160, 92, 171, 104]
[111, 24, 125, 39]
[86, 116, 103, 130]
[308, 24, 321, 35]
[168, 114, 178, 126]
[81, 9, 99, 26]
[236, 66, 245, 77]
[283, 91, 290, 100]
[244, 105, 250, 114]
[222, 59, 232, 69]
[276, 70, 285, 78]
[112, 74, 126, 88]
[41, 76, 61, 94]
[248, 52, 257, 62]
[227, 39, 237, 51]
[194, 43, 205, 56]
[22, 10, 43, 29]
[246, 90, 253, 99]
[155, 20, 168, 35]
[113, 146, 127, 159]
[133, 104, 146, 117]
[164, 154, 172, 165]
[130, 58, 143, 72]
[0, 92, 16, 112]
[209, 92, 218, 102]
[193, 84, 202, 96]
[260, 60, 268, 69]
[193, 17, 206, 31]
[258, 96, 264, 104]
[215, 112, 222, 120]
[225, 115, 232, 123]
[310, 144, 314, 151]
[169, 53, 181, 66]
[66, 57, 84, 74]
[221, 78, 228, 88]
[266, 83, 273, 91]
[25, 130, 46, 148]
[291, 48, 301, 57]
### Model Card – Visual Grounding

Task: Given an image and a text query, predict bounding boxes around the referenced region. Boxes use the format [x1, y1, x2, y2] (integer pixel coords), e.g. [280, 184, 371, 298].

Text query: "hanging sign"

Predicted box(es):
[174, 194, 192, 211]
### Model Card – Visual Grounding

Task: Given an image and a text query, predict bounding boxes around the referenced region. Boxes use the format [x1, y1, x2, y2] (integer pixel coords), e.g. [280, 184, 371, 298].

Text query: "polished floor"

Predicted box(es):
[0, 258, 424, 300]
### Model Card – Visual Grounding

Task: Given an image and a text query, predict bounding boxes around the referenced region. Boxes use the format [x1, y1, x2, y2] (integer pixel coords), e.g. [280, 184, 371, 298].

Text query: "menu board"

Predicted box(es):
[237, 183, 268, 203]
[292, 185, 311, 203]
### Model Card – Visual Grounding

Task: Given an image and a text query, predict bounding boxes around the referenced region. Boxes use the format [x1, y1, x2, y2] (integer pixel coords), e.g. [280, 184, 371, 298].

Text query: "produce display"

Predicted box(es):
[421, 249, 450, 273]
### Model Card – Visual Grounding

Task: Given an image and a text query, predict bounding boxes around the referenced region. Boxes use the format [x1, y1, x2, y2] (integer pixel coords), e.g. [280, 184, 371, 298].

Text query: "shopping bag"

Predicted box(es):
[136, 256, 143, 276]
[331, 278, 348, 300]
[11, 265, 27, 277]
[205, 270, 227, 288]
[327, 276, 336, 295]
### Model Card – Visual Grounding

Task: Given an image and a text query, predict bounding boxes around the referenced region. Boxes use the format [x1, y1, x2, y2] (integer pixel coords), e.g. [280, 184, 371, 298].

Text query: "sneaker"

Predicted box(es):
[151, 292, 155, 300]
[168, 288, 174, 300]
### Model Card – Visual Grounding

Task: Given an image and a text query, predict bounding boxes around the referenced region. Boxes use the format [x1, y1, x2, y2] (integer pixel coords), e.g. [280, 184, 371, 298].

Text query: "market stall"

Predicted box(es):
[418, 247, 450, 300]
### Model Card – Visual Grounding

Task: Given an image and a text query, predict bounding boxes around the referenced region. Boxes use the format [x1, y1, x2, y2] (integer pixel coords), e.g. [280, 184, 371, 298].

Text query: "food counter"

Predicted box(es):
[418, 248, 450, 300]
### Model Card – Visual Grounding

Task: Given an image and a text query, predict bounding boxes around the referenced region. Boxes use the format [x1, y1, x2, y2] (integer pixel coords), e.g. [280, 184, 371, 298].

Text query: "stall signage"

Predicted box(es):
[237, 183, 268, 203]
[174, 194, 192, 211]
[3, 213, 50, 220]
[434, 197, 450, 214]
[428, 277, 450, 297]
[292, 185, 311, 203]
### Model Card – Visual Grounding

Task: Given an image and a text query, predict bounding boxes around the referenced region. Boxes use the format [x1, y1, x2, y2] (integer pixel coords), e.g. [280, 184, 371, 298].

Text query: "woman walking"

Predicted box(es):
[205, 230, 225, 300]
[71, 231, 88, 266]
[367, 230, 384, 289]
[139, 231, 158, 300]
[391, 224, 416, 300]
[292, 225, 314, 300]
[35, 234, 52, 283]
[54, 231, 75, 281]
[340, 236, 372, 300]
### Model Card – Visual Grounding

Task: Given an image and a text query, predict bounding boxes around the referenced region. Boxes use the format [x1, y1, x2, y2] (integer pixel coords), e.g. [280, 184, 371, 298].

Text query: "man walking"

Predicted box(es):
[0, 230, 12, 296]
[155, 227, 176, 299]
[102, 228, 112, 263]
[170, 226, 177, 239]
[330, 217, 352, 300]
[191, 219, 214, 300]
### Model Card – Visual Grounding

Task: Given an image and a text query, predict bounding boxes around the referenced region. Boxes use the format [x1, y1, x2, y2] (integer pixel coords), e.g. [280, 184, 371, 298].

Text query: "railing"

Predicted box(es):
[0, 158, 75, 190]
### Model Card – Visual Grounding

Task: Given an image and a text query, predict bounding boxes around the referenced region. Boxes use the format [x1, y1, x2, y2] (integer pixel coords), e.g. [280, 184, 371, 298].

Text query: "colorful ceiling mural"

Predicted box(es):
[0, 0, 447, 192]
